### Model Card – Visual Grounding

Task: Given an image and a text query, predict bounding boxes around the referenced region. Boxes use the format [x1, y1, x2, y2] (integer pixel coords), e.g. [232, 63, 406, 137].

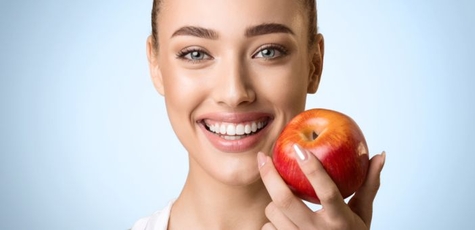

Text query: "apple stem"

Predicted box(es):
[312, 131, 318, 140]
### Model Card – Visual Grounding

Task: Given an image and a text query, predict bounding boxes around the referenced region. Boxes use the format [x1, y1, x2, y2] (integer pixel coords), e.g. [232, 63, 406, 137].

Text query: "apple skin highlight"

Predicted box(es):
[272, 108, 369, 204]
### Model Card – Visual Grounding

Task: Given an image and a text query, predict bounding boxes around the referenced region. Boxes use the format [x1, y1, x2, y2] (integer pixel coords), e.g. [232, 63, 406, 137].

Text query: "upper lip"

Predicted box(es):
[196, 112, 273, 124]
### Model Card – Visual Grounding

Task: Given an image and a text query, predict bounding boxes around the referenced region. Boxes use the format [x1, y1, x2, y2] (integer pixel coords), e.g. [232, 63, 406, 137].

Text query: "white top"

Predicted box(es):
[131, 201, 174, 230]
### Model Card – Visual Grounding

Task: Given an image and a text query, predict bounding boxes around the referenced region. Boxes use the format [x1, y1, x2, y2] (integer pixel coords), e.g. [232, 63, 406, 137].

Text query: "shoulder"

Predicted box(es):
[130, 200, 174, 230]
[130, 216, 151, 230]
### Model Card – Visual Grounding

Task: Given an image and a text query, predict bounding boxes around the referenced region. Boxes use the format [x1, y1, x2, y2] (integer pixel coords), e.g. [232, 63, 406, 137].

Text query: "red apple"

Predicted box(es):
[272, 108, 369, 204]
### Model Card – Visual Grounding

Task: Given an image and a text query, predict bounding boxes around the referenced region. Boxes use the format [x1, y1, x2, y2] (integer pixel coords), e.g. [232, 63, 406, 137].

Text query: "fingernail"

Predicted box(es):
[257, 152, 267, 168]
[381, 151, 386, 169]
[293, 144, 308, 161]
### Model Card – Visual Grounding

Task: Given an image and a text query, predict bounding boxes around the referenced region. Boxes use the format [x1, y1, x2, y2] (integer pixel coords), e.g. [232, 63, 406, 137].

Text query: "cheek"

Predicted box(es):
[162, 64, 208, 111]
[253, 61, 309, 112]
[160, 64, 211, 144]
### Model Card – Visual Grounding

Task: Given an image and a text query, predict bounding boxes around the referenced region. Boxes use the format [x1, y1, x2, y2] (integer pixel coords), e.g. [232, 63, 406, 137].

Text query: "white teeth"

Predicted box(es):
[205, 120, 268, 136]
[244, 124, 251, 134]
[251, 122, 257, 132]
[236, 124, 245, 135]
[226, 124, 236, 135]
[219, 124, 226, 134]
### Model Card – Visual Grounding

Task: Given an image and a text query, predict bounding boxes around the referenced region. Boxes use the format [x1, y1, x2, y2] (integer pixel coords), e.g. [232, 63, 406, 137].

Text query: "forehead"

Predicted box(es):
[157, 0, 307, 40]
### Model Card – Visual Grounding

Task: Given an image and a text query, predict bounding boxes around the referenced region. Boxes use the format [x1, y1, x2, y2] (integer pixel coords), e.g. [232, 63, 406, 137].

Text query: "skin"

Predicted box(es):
[146, 0, 385, 229]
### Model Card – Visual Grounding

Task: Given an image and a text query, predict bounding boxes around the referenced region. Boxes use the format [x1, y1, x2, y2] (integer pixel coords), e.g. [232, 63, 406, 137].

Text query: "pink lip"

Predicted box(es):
[197, 112, 273, 153]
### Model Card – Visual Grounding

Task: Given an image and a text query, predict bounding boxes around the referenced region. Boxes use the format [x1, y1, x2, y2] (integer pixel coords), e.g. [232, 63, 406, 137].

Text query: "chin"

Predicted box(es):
[212, 151, 264, 186]
[187, 118, 280, 186]
[219, 170, 262, 187]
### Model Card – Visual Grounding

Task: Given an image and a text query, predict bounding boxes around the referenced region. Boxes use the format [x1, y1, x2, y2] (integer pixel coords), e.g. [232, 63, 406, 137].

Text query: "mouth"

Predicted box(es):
[200, 117, 270, 141]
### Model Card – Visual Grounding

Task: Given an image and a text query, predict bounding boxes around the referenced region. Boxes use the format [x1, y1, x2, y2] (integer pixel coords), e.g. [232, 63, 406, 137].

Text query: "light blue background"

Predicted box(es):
[1, 0, 474, 229]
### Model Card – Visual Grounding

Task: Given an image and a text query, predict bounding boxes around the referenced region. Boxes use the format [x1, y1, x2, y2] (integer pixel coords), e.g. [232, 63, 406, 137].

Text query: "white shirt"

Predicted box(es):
[131, 201, 174, 230]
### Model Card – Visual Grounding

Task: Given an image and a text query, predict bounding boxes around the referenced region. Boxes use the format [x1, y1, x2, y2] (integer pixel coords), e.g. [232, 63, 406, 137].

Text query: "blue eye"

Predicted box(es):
[253, 45, 288, 59]
[187, 51, 206, 60]
[177, 48, 212, 62]
[258, 49, 276, 58]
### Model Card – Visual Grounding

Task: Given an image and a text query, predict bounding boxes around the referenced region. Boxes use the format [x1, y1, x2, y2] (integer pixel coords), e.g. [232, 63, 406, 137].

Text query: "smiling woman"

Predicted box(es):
[2, 0, 475, 229]
[132, 0, 384, 229]
[148, 0, 317, 191]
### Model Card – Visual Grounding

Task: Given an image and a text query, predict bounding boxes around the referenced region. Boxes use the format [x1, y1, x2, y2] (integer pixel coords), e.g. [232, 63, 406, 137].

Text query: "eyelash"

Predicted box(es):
[176, 43, 289, 63]
[176, 47, 212, 63]
[252, 44, 289, 60]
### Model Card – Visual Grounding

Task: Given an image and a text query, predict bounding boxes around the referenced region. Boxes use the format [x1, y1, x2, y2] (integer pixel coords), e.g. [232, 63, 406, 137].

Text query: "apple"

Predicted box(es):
[272, 108, 369, 204]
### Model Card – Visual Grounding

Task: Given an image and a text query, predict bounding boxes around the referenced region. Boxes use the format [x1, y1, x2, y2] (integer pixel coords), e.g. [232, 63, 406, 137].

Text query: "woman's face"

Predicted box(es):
[148, 0, 322, 186]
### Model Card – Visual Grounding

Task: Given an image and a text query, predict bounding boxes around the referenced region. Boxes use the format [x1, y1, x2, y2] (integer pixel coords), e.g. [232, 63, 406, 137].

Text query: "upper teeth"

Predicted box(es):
[206, 121, 267, 136]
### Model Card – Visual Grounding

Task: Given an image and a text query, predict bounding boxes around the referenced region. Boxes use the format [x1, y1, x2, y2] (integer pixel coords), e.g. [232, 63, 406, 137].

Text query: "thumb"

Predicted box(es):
[348, 151, 386, 227]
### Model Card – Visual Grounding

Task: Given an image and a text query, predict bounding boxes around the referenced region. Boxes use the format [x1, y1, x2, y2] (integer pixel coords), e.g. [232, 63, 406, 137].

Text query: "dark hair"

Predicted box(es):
[150, 0, 317, 49]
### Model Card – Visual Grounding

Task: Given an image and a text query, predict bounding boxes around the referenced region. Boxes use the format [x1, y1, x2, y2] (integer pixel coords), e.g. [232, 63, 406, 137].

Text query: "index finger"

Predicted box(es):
[257, 151, 312, 225]
[292, 144, 349, 217]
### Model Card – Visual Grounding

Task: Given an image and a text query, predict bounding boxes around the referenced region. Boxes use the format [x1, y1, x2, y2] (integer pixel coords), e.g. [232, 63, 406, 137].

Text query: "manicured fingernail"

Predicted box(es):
[293, 144, 308, 161]
[257, 152, 267, 168]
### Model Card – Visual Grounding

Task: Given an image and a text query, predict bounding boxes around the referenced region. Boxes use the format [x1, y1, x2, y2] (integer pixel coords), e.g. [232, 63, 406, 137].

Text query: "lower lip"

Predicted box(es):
[199, 121, 272, 153]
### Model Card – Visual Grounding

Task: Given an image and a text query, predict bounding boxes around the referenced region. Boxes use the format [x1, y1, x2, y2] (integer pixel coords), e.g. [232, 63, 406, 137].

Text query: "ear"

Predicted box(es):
[146, 35, 165, 96]
[307, 34, 324, 94]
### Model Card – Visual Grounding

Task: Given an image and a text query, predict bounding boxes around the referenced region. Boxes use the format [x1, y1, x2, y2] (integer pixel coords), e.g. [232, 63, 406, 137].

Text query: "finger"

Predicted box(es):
[292, 144, 347, 217]
[265, 202, 298, 230]
[261, 222, 277, 230]
[349, 151, 386, 227]
[257, 152, 313, 225]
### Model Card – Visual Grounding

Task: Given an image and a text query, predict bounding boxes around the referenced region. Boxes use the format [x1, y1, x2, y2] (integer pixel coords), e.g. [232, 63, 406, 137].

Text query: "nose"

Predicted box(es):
[212, 57, 256, 108]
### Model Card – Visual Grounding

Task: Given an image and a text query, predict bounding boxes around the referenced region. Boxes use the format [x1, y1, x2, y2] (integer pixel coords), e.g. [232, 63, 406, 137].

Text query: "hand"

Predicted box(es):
[257, 144, 385, 230]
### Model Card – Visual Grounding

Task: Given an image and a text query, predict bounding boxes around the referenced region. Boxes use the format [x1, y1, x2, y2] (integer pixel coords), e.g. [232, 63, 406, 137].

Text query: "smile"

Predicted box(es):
[203, 119, 269, 140]
[197, 112, 273, 152]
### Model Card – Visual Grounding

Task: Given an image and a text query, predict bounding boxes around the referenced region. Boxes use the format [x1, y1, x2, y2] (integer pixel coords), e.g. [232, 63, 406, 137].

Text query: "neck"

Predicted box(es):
[168, 162, 271, 230]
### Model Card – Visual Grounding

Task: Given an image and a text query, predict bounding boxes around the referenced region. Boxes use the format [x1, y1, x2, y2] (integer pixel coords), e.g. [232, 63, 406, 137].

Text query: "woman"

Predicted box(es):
[133, 0, 385, 229]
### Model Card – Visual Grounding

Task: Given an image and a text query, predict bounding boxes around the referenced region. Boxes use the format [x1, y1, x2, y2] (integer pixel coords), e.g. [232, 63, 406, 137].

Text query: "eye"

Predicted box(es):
[186, 51, 207, 60]
[177, 48, 213, 62]
[257, 49, 276, 58]
[253, 44, 288, 60]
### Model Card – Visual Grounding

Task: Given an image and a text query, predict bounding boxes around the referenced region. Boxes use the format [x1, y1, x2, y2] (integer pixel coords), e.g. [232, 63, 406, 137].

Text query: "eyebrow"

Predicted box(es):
[171, 23, 294, 39]
[171, 26, 219, 39]
[245, 23, 295, 37]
